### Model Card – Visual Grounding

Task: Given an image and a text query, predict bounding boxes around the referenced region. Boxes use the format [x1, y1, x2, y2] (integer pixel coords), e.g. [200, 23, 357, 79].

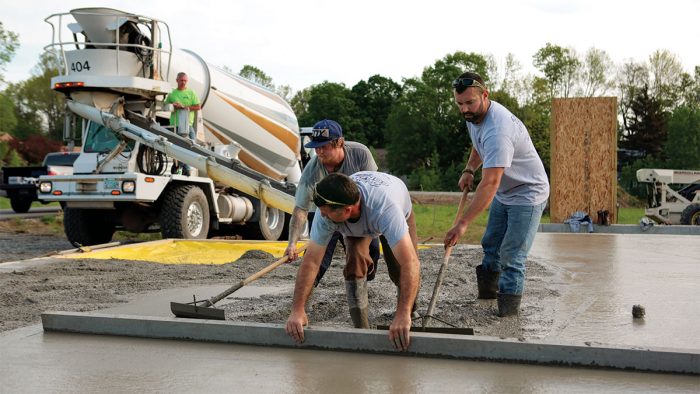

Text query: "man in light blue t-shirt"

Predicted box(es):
[444, 72, 550, 317]
[285, 172, 420, 352]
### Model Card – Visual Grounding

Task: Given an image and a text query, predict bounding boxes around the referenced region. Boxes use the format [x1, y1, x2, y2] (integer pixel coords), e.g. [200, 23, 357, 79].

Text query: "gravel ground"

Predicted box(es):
[0, 228, 564, 339]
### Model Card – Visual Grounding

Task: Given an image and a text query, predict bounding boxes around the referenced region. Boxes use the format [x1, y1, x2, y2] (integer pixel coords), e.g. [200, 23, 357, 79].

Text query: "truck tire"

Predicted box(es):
[245, 200, 285, 241]
[680, 203, 700, 225]
[160, 184, 210, 239]
[63, 208, 116, 246]
[10, 198, 32, 213]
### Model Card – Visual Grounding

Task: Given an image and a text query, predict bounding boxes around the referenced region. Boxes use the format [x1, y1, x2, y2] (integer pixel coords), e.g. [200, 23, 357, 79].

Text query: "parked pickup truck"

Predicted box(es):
[0, 152, 79, 213]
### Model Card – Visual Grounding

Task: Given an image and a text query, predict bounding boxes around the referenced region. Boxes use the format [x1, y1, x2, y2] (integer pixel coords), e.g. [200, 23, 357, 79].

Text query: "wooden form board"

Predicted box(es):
[550, 97, 618, 223]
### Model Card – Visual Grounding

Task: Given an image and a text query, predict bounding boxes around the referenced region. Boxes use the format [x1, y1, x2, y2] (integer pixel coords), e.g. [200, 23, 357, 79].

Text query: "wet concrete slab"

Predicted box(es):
[103, 284, 293, 317]
[1, 233, 699, 391]
[530, 233, 700, 349]
[41, 311, 700, 374]
[3, 325, 698, 393]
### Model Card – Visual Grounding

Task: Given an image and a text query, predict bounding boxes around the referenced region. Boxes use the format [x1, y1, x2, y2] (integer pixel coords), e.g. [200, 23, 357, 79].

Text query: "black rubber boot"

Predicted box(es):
[497, 293, 522, 317]
[475, 264, 500, 299]
[345, 279, 369, 328]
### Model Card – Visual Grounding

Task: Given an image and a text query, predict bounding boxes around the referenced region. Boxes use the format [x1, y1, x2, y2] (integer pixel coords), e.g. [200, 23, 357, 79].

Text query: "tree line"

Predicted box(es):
[1, 20, 698, 194]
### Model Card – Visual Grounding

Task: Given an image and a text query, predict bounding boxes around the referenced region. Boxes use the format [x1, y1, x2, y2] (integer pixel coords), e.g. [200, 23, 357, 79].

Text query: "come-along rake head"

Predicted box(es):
[170, 245, 307, 320]
[171, 295, 225, 320]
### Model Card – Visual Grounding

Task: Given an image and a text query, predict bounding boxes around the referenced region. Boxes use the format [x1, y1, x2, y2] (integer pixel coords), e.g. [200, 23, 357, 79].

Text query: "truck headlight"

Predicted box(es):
[122, 181, 135, 193]
[39, 181, 52, 193]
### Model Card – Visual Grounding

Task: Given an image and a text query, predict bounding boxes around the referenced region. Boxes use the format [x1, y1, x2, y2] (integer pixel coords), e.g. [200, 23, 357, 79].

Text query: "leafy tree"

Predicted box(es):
[350, 74, 401, 148]
[0, 141, 25, 166]
[10, 134, 63, 164]
[290, 87, 310, 123]
[617, 60, 650, 136]
[620, 85, 668, 159]
[579, 47, 614, 97]
[532, 43, 580, 99]
[664, 105, 700, 170]
[496, 53, 529, 103]
[239, 65, 273, 89]
[386, 52, 489, 189]
[0, 21, 19, 84]
[678, 66, 700, 108]
[9, 53, 65, 140]
[0, 92, 17, 133]
[648, 49, 685, 110]
[297, 81, 364, 143]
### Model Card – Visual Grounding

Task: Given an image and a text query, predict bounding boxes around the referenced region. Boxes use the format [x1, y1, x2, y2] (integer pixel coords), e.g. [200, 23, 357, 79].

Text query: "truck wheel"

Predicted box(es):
[680, 203, 700, 225]
[10, 198, 32, 213]
[63, 208, 116, 246]
[160, 184, 210, 239]
[245, 200, 285, 241]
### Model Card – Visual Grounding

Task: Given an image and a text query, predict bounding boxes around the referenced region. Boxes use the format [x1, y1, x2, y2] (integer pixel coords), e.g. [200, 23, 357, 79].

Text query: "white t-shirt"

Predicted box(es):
[311, 172, 412, 248]
[467, 100, 550, 205]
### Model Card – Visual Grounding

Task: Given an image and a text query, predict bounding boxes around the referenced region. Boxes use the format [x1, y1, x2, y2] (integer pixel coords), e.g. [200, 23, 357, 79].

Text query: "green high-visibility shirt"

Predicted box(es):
[164, 88, 200, 126]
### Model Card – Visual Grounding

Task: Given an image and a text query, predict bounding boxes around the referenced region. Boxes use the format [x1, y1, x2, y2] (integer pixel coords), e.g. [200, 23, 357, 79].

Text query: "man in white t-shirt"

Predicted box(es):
[285, 172, 420, 352]
[444, 72, 549, 317]
[285, 119, 379, 287]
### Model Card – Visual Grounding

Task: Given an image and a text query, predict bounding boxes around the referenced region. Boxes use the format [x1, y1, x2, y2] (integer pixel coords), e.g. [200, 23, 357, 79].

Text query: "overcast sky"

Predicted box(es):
[2, 0, 699, 92]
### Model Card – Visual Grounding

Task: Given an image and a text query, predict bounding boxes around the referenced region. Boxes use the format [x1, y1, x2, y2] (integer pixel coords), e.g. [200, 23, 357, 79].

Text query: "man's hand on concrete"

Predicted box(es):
[388, 311, 412, 351]
[285, 311, 309, 344]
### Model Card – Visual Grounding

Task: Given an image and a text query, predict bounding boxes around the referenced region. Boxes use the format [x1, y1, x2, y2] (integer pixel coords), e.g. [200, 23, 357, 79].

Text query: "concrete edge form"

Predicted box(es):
[41, 311, 700, 375]
[538, 223, 700, 235]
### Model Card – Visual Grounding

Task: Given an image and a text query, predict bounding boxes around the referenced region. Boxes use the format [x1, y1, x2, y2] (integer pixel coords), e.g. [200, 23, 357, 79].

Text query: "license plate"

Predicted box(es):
[103, 179, 119, 189]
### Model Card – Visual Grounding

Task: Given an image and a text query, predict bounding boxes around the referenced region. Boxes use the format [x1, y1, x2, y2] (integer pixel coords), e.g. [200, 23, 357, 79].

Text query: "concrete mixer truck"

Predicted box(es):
[37, 8, 305, 246]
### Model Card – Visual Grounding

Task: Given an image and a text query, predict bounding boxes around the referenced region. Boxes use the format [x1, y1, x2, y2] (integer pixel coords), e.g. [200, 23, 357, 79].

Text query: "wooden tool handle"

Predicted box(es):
[423, 189, 470, 327]
[206, 244, 308, 306]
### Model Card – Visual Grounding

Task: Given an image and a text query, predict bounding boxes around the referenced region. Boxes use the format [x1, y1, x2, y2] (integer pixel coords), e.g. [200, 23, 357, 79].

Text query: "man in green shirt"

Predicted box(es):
[164, 72, 201, 175]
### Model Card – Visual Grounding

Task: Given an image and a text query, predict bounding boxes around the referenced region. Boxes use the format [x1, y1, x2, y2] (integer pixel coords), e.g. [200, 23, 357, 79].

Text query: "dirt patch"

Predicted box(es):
[0, 231, 563, 339]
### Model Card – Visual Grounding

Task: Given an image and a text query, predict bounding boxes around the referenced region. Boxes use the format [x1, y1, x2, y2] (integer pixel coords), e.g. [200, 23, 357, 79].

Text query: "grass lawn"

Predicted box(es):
[413, 203, 646, 244]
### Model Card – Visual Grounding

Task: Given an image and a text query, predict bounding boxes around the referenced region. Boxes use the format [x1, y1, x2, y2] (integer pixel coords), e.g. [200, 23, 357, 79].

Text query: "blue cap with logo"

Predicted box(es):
[304, 119, 343, 148]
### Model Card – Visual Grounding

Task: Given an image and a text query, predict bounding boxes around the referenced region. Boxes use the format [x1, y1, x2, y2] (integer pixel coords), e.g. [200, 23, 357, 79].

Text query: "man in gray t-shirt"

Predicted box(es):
[285, 172, 420, 352]
[285, 119, 379, 286]
[444, 72, 549, 318]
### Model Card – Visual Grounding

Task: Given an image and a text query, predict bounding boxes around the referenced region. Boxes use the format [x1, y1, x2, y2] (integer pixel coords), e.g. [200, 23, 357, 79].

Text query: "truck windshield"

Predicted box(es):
[84, 122, 134, 153]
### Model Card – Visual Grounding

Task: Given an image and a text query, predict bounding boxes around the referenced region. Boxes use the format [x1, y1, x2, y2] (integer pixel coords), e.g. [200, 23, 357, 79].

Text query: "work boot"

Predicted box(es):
[345, 279, 369, 328]
[476, 264, 500, 299]
[497, 293, 522, 317]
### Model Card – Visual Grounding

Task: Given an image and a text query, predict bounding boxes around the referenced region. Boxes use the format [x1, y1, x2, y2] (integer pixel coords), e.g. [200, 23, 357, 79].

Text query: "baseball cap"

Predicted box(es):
[304, 119, 343, 148]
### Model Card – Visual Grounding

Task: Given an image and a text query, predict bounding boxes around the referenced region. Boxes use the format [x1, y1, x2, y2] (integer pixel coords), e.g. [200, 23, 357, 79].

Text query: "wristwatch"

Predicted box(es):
[462, 168, 475, 176]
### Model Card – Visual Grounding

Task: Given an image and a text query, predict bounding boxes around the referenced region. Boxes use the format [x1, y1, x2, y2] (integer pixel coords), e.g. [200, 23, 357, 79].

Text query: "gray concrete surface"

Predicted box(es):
[1, 232, 699, 392]
[41, 311, 700, 374]
[539, 223, 700, 235]
[3, 324, 699, 393]
[529, 233, 700, 350]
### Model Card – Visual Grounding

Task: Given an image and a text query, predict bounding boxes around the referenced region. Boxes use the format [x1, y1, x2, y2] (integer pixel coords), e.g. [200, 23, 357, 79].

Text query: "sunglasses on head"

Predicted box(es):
[313, 187, 347, 207]
[452, 78, 487, 91]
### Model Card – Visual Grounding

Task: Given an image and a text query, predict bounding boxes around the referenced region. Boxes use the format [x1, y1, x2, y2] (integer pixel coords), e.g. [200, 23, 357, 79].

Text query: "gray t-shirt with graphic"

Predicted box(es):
[467, 100, 550, 205]
[295, 141, 377, 212]
[311, 171, 412, 248]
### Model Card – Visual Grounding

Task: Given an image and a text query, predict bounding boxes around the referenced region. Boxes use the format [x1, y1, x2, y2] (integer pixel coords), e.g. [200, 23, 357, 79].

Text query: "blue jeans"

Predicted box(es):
[176, 125, 196, 175]
[480, 199, 546, 295]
